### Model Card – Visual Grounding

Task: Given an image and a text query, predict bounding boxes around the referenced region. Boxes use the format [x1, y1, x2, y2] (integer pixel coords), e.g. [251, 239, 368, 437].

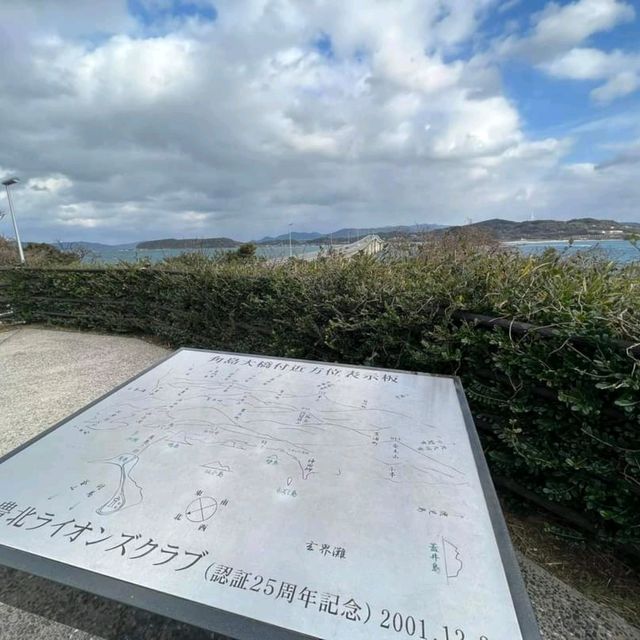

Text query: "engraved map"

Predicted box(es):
[0, 349, 527, 640]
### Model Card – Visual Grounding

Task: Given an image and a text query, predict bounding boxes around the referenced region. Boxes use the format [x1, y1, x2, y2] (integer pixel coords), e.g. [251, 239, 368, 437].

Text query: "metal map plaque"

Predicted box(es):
[0, 349, 539, 640]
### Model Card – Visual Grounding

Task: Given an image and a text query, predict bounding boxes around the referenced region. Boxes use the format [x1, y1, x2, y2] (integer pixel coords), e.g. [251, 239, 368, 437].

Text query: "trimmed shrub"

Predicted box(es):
[2, 243, 639, 549]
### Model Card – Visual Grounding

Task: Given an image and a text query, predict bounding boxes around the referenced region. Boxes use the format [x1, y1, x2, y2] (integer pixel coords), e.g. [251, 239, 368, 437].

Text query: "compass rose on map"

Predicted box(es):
[185, 496, 218, 522]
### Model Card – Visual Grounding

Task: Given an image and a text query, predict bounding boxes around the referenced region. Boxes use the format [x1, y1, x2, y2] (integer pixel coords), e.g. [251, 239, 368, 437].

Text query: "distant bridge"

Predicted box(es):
[295, 234, 386, 262]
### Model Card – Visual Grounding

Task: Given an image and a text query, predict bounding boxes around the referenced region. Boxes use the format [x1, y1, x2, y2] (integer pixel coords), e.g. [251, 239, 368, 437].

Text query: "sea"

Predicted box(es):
[83, 244, 324, 265]
[507, 239, 639, 264]
[83, 239, 639, 265]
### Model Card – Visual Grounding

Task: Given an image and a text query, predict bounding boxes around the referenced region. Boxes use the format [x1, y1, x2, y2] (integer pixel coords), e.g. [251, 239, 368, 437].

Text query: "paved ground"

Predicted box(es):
[0, 326, 638, 640]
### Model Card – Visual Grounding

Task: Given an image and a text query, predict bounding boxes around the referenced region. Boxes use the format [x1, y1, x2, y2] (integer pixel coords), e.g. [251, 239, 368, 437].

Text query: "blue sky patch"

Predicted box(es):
[313, 32, 335, 59]
[128, 0, 217, 27]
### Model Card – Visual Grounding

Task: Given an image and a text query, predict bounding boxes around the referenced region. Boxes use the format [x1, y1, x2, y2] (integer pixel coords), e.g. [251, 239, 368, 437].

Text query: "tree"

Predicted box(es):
[223, 242, 258, 262]
[0, 236, 83, 266]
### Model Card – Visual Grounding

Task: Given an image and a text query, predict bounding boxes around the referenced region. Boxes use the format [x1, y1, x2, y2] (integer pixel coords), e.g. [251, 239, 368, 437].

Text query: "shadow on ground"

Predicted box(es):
[0, 566, 228, 640]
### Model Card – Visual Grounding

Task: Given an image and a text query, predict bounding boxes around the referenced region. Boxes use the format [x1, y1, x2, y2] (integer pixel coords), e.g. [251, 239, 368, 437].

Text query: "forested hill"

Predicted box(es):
[458, 218, 640, 241]
[137, 238, 241, 249]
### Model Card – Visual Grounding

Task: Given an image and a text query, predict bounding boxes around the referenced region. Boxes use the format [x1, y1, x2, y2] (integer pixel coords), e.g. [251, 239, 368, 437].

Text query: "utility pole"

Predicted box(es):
[288, 223, 293, 258]
[2, 177, 25, 264]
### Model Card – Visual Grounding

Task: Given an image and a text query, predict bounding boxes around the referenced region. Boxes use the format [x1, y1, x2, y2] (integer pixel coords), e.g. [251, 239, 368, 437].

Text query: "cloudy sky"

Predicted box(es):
[1, 0, 639, 243]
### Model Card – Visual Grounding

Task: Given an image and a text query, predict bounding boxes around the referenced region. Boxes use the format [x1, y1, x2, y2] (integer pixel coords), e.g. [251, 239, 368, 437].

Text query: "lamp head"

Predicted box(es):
[2, 177, 19, 187]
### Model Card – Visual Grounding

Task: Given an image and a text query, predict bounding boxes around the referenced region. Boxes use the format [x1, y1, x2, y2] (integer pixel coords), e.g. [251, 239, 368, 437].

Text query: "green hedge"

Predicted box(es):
[2, 245, 639, 550]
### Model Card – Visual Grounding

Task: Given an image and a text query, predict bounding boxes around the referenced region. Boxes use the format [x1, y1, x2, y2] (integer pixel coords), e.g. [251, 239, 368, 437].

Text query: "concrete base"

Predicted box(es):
[1, 327, 638, 640]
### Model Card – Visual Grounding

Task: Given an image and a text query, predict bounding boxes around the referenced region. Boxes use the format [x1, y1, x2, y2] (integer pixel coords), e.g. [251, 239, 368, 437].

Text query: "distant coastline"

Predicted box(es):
[502, 238, 630, 245]
[32, 217, 640, 253]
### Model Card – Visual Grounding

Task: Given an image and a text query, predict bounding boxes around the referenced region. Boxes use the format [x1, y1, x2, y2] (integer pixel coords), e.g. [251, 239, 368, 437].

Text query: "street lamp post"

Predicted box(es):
[288, 223, 293, 259]
[2, 177, 25, 264]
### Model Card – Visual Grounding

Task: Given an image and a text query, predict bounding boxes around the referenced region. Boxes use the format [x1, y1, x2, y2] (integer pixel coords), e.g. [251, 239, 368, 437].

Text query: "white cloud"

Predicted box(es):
[503, 0, 634, 58]
[543, 47, 624, 80]
[73, 35, 197, 105]
[499, 0, 638, 104]
[27, 175, 73, 193]
[539, 47, 640, 104]
[597, 139, 640, 168]
[591, 71, 640, 103]
[0, 0, 638, 244]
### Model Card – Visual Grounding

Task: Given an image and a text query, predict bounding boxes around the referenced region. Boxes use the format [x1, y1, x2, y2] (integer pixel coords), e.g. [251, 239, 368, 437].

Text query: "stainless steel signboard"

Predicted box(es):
[0, 349, 539, 640]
